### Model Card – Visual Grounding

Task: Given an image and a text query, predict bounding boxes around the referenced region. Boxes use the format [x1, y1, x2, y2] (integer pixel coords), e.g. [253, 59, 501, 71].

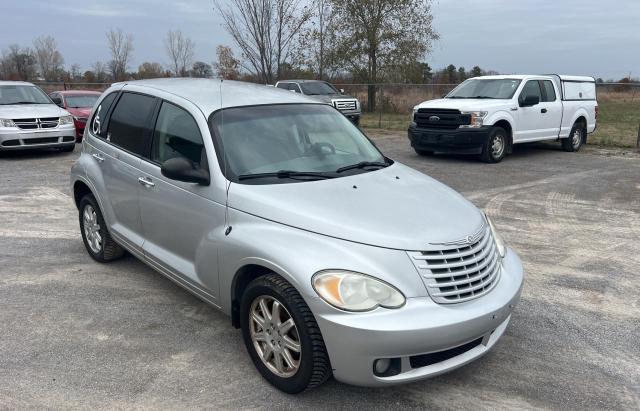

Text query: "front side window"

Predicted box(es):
[446, 79, 521, 99]
[276, 83, 290, 90]
[90, 92, 118, 138]
[541, 81, 556, 102]
[151, 102, 205, 168]
[519, 80, 542, 104]
[210, 104, 387, 184]
[0, 85, 52, 105]
[107, 92, 156, 156]
[299, 82, 338, 96]
[65, 94, 100, 108]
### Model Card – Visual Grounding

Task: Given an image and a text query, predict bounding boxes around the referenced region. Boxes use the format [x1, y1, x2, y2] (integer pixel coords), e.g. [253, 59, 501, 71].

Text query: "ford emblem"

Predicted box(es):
[429, 115, 440, 121]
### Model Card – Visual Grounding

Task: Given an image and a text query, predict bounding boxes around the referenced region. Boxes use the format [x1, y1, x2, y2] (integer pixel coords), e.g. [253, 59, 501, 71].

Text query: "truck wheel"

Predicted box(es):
[414, 148, 434, 156]
[240, 274, 332, 393]
[562, 122, 585, 152]
[79, 194, 124, 262]
[480, 127, 507, 163]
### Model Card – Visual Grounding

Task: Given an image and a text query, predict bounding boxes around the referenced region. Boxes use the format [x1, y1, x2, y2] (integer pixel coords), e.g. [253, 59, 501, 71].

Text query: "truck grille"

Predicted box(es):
[408, 223, 501, 304]
[333, 100, 357, 111]
[414, 109, 470, 130]
[13, 117, 60, 130]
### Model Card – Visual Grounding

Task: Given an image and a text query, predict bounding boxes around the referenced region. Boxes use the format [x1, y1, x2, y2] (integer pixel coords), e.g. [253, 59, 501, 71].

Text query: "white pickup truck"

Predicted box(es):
[409, 75, 598, 162]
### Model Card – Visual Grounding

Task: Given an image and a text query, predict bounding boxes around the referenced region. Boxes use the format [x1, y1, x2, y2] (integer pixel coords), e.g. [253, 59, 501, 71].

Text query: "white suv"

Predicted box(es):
[0, 81, 76, 152]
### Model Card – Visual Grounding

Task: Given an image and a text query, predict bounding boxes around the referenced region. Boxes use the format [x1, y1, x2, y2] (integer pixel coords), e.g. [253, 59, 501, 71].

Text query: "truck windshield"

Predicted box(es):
[446, 79, 521, 99]
[299, 82, 339, 95]
[209, 104, 388, 184]
[0, 85, 52, 105]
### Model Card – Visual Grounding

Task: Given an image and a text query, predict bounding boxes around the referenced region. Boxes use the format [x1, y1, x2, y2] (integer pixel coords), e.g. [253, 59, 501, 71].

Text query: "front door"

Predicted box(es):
[137, 100, 224, 300]
[515, 80, 546, 142]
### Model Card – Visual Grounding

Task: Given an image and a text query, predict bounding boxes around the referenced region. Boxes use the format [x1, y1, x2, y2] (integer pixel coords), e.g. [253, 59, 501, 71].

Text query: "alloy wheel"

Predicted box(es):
[491, 134, 505, 158]
[249, 295, 301, 378]
[83, 205, 102, 254]
[572, 128, 582, 149]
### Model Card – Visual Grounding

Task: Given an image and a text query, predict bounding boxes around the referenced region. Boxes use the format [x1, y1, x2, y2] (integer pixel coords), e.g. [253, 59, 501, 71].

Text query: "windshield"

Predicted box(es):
[65, 94, 100, 108]
[210, 104, 387, 184]
[0, 85, 52, 105]
[299, 82, 339, 95]
[446, 79, 522, 99]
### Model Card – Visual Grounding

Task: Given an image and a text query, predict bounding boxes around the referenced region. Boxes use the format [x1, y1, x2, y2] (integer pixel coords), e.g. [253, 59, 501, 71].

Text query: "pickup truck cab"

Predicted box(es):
[409, 75, 598, 162]
[275, 80, 361, 125]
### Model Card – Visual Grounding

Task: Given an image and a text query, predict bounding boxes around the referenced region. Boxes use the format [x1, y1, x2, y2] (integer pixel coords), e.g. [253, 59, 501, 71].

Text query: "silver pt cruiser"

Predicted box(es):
[70, 78, 523, 393]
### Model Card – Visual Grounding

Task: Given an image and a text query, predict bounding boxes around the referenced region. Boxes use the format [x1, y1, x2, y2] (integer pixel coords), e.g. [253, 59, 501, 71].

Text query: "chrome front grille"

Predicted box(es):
[13, 117, 60, 130]
[333, 100, 357, 111]
[408, 224, 501, 304]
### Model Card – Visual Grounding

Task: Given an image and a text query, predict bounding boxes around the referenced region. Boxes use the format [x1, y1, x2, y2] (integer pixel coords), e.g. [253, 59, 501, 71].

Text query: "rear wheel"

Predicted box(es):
[562, 122, 585, 152]
[79, 194, 124, 262]
[240, 274, 331, 393]
[480, 126, 507, 163]
[414, 148, 434, 156]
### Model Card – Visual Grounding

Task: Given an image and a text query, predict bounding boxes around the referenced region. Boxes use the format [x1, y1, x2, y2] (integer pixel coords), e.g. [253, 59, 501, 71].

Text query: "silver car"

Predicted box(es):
[70, 78, 523, 393]
[0, 81, 76, 152]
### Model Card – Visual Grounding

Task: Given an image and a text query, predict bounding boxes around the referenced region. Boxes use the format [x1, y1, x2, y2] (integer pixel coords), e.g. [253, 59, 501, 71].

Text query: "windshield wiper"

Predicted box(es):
[336, 161, 389, 173]
[238, 170, 335, 181]
[469, 96, 499, 99]
[0, 101, 45, 105]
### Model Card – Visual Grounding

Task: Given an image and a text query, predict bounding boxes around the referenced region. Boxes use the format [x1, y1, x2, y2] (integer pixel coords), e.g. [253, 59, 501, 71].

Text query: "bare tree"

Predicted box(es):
[214, 45, 241, 80]
[214, 0, 311, 83]
[164, 30, 195, 77]
[92, 61, 109, 82]
[106, 28, 134, 81]
[1, 45, 37, 81]
[137, 62, 165, 79]
[33, 35, 65, 82]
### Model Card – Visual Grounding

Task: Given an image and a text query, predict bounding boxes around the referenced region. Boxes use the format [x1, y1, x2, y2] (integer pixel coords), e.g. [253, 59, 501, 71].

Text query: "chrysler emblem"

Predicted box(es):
[429, 115, 440, 121]
[465, 235, 474, 244]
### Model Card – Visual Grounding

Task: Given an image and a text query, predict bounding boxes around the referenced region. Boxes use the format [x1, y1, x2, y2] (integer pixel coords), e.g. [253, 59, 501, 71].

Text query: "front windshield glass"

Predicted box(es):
[65, 94, 100, 108]
[210, 104, 387, 184]
[0, 85, 52, 105]
[446, 79, 521, 99]
[299, 82, 339, 95]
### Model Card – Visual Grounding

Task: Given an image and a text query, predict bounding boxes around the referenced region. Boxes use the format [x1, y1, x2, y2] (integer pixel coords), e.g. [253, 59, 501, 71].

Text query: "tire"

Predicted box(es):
[240, 274, 331, 393]
[60, 144, 75, 153]
[79, 194, 124, 262]
[562, 122, 585, 152]
[414, 148, 434, 156]
[480, 126, 508, 163]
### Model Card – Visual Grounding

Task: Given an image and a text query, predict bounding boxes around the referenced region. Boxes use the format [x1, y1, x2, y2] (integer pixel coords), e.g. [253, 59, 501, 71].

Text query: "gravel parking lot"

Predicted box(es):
[1, 134, 639, 410]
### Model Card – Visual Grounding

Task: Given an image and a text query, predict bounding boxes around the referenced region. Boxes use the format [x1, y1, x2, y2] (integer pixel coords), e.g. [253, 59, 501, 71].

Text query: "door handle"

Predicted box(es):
[138, 177, 155, 188]
[541, 108, 548, 113]
[92, 153, 105, 163]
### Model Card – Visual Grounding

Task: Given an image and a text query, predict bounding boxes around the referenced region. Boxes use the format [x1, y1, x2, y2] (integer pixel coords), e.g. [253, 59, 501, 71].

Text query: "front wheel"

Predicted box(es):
[480, 126, 508, 163]
[240, 274, 331, 393]
[79, 194, 124, 262]
[60, 144, 75, 153]
[562, 122, 585, 152]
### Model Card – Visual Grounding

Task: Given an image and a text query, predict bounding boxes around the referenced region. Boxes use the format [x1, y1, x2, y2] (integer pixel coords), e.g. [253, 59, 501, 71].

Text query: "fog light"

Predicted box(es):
[374, 358, 391, 375]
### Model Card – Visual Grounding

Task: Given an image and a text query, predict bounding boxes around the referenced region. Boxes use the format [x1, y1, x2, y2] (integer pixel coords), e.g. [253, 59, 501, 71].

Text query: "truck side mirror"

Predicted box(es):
[340, 88, 345, 94]
[520, 95, 540, 107]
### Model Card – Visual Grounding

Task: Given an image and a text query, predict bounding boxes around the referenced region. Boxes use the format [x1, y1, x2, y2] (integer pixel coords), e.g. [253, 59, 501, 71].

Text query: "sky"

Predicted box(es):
[1, 0, 639, 80]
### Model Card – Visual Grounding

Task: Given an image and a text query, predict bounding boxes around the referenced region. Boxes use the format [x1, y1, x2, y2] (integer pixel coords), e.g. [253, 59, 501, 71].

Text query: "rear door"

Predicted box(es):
[137, 99, 224, 300]
[88, 91, 157, 253]
[538, 80, 563, 139]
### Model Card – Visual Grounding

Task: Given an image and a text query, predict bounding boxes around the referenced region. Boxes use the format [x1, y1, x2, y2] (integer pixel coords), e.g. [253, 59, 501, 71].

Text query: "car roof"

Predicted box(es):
[112, 78, 316, 115]
[57, 90, 102, 95]
[469, 74, 595, 82]
[0, 81, 36, 86]
[277, 79, 326, 84]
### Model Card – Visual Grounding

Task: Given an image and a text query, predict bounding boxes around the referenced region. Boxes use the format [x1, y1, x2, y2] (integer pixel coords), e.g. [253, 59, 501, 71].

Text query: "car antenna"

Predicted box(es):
[220, 79, 232, 236]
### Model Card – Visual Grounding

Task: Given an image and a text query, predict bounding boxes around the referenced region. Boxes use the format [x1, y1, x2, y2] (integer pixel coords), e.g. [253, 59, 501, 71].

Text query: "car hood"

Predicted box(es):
[228, 163, 485, 250]
[0, 104, 70, 119]
[66, 107, 92, 117]
[416, 98, 511, 111]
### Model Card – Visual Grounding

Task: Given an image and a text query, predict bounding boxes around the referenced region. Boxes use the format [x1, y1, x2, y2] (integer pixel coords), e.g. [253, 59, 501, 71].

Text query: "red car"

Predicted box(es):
[49, 90, 102, 141]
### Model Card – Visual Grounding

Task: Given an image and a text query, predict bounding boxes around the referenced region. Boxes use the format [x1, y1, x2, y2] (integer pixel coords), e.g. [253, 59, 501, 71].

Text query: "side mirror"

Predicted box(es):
[339, 88, 345, 94]
[520, 95, 540, 107]
[52, 97, 63, 107]
[161, 157, 210, 185]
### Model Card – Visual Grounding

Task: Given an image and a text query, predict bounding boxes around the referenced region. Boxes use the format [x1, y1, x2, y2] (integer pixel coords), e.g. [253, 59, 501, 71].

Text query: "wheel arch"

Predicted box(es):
[73, 180, 93, 210]
[492, 119, 514, 152]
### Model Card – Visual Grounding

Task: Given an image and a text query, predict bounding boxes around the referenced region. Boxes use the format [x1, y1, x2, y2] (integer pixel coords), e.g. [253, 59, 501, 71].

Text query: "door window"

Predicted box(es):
[107, 92, 156, 156]
[151, 102, 206, 169]
[541, 81, 557, 102]
[276, 82, 290, 90]
[519, 81, 542, 105]
[90, 92, 119, 138]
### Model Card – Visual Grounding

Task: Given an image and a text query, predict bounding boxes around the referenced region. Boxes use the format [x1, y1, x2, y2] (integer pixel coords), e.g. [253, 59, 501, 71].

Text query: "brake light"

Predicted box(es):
[595, 105, 599, 120]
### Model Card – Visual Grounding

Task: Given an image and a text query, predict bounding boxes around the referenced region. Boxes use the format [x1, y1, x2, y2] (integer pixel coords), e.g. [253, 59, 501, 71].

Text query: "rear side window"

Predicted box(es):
[276, 83, 289, 90]
[541, 81, 556, 102]
[563, 82, 596, 100]
[107, 92, 156, 156]
[90, 92, 118, 138]
[151, 102, 206, 168]
[519, 80, 542, 104]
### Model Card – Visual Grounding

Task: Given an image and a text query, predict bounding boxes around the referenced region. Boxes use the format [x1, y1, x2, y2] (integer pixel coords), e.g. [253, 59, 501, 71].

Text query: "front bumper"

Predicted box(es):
[340, 111, 360, 124]
[0, 125, 76, 150]
[309, 248, 524, 387]
[408, 125, 491, 154]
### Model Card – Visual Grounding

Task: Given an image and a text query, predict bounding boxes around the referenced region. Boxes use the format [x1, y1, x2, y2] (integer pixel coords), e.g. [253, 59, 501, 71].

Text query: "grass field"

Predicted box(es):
[361, 98, 640, 148]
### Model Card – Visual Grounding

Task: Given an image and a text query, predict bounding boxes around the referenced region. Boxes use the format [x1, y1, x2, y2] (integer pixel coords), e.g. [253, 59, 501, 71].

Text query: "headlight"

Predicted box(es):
[411, 107, 419, 121]
[460, 111, 488, 128]
[0, 119, 16, 128]
[312, 270, 406, 312]
[58, 116, 73, 125]
[485, 214, 507, 258]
